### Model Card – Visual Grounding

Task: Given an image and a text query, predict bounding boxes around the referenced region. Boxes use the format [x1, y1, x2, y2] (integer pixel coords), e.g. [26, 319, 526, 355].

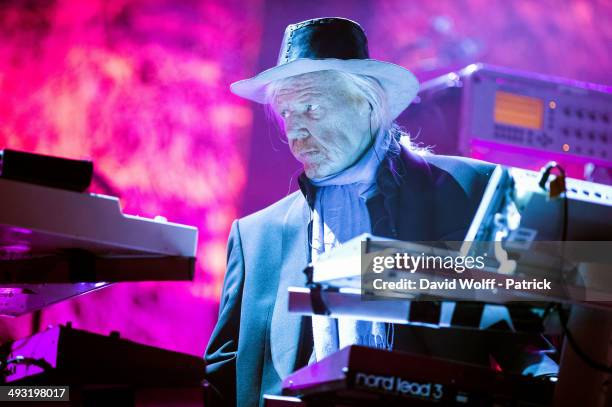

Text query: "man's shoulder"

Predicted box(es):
[419, 153, 498, 196]
[238, 190, 305, 229]
[421, 153, 497, 178]
[397, 151, 499, 240]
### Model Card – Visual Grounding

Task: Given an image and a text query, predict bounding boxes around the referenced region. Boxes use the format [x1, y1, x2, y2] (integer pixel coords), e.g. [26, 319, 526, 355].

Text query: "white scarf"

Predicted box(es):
[309, 129, 394, 361]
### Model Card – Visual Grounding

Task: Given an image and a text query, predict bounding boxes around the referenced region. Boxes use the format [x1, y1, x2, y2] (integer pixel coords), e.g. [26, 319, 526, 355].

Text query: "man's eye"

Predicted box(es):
[306, 104, 319, 112]
[280, 110, 290, 118]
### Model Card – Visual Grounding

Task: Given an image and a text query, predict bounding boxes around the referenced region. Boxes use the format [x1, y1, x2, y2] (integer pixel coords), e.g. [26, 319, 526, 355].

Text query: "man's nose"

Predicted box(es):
[284, 117, 309, 140]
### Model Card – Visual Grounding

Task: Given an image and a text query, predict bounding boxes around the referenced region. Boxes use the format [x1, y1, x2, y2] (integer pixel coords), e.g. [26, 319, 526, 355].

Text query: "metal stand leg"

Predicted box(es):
[554, 305, 612, 407]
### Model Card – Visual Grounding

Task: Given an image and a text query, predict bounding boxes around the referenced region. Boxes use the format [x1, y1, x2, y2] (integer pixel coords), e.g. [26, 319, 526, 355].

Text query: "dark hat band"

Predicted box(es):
[277, 17, 370, 65]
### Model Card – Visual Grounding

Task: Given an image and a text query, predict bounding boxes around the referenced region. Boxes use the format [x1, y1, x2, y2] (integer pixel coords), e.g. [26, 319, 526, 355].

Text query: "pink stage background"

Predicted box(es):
[0, 0, 262, 355]
[0, 0, 610, 356]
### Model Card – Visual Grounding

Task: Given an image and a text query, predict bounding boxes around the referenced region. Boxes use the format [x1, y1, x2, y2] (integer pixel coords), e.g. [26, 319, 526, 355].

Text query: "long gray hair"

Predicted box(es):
[264, 70, 420, 156]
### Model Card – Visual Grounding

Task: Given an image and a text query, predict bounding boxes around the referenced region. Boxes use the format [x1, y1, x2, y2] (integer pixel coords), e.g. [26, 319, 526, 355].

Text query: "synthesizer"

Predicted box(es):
[400, 64, 612, 184]
[0, 324, 207, 406]
[280, 345, 555, 406]
[0, 176, 198, 316]
[0, 324, 205, 386]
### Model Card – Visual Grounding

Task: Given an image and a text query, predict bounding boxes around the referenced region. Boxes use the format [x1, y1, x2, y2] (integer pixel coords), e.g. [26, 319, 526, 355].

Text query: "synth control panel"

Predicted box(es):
[401, 64, 612, 184]
[461, 64, 612, 164]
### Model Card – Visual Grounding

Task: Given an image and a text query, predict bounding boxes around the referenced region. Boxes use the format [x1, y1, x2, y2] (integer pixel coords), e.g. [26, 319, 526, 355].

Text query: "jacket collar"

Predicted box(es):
[297, 172, 317, 209]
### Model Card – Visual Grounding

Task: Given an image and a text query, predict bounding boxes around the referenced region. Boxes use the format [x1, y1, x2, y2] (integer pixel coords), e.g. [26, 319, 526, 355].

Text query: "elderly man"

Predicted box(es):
[206, 17, 501, 406]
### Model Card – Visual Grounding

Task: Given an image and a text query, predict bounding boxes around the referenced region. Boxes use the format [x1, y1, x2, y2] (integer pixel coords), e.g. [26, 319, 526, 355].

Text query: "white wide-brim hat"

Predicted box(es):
[230, 17, 419, 121]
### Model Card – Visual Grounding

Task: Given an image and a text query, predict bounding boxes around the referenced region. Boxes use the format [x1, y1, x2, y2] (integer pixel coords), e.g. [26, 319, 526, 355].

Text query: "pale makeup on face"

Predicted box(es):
[271, 71, 373, 178]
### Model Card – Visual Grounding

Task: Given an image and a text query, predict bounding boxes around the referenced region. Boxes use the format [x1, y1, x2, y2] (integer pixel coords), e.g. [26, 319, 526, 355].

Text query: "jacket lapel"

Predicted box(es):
[270, 197, 310, 379]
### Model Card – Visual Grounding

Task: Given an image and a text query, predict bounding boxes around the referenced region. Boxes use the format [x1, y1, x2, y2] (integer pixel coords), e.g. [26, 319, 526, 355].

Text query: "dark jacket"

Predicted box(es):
[205, 146, 496, 406]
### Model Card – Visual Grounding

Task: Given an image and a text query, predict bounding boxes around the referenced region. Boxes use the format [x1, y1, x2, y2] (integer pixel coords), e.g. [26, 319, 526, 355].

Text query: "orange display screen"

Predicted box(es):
[494, 91, 543, 129]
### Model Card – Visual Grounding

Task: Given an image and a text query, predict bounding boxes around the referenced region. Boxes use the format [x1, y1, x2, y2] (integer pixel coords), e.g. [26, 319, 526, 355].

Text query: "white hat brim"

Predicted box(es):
[230, 58, 419, 121]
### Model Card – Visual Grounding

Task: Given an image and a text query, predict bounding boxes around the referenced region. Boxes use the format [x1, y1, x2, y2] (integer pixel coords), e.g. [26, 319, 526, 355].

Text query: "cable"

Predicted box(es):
[537, 161, 567, 241]
[538, 163, 612, 373]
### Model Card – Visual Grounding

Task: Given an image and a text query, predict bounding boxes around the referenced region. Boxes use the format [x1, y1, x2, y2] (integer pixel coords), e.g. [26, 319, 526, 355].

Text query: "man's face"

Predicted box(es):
[271, 71, 372, 178]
